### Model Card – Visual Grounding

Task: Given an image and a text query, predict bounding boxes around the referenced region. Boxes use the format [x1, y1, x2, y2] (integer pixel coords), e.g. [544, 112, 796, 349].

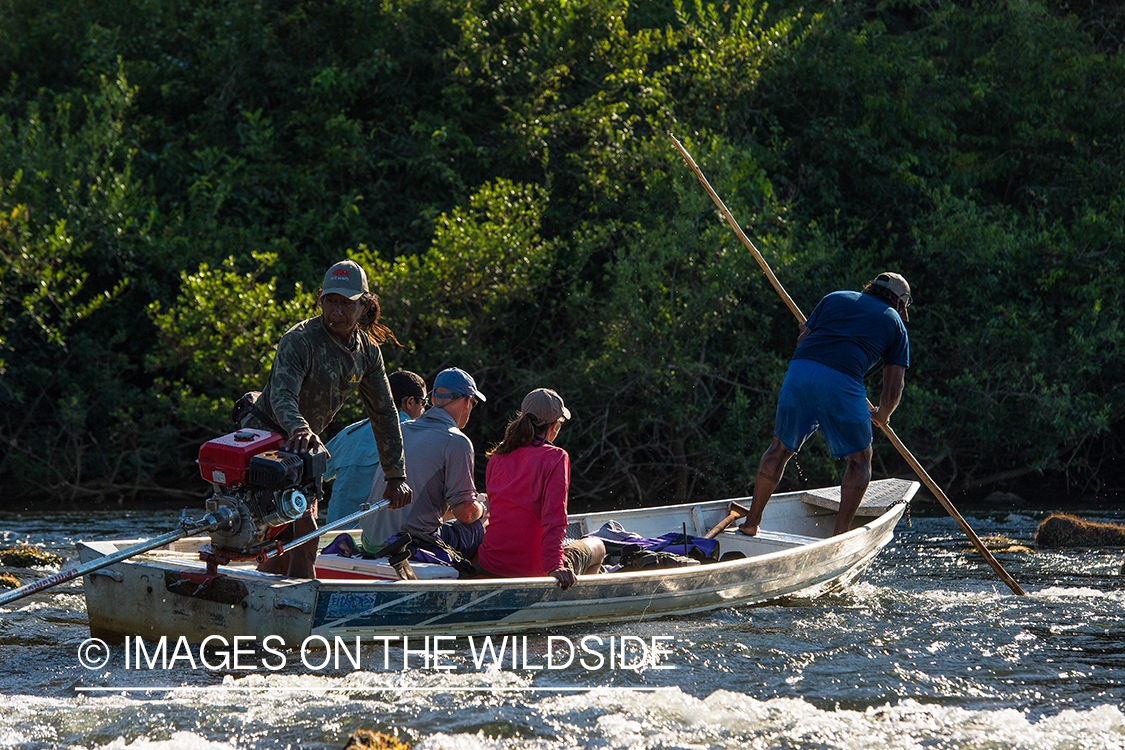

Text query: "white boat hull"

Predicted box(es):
[79, 479, 917, 642]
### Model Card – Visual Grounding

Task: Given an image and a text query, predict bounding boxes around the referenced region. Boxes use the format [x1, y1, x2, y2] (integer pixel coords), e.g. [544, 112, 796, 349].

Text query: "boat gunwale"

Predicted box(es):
[77, 480, 916, 592]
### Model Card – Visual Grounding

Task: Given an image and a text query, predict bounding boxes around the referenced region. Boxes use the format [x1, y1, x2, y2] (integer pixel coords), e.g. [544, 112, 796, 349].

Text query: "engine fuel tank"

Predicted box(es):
[198, 429, 285, 487]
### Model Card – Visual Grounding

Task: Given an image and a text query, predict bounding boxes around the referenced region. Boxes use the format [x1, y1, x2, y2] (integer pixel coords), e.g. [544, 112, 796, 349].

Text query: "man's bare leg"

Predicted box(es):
[740, 437, 795, 536]
[580, 538, 606, 574]
[834, 446, 872, 536]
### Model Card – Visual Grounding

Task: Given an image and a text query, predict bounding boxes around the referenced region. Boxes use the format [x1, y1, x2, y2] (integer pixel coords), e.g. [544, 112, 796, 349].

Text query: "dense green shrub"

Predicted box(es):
[1, 0, 1122, 506]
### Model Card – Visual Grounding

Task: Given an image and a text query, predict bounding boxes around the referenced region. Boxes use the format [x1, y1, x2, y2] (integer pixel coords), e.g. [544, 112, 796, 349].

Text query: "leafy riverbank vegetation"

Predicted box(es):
[2, 0, 1122, 508]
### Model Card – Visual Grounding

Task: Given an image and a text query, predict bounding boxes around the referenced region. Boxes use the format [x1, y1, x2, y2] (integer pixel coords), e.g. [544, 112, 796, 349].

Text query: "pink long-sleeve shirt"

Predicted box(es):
[476, 443, 569, 577]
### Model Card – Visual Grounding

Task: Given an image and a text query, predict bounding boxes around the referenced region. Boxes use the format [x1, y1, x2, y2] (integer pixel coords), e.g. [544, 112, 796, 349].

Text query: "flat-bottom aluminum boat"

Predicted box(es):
[79, 478, 917, 643]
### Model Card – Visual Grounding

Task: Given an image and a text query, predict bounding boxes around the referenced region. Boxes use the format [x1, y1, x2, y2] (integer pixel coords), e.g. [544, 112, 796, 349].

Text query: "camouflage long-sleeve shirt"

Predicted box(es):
[242, 317, 406, 480]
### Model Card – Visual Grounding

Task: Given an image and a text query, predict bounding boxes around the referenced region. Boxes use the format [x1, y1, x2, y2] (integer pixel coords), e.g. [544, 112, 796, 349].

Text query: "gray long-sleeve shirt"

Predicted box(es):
[360, 407, 477, 550]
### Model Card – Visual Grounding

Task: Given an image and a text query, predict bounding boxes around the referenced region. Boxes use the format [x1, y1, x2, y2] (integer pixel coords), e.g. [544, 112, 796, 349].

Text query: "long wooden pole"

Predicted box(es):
[670, 133, 1026, 596]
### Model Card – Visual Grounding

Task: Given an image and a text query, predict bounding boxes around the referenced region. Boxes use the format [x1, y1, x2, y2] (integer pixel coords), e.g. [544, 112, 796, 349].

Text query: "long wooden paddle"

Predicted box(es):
[670, 134, 1026, 596]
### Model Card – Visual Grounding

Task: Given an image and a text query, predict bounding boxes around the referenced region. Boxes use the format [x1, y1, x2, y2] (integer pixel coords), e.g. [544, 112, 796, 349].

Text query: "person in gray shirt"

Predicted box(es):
[361, 367, 487, 558]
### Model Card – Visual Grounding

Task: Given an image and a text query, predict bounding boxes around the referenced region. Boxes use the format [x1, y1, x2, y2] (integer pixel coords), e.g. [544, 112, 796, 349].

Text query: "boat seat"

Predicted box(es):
[800, 477, 914, 516]
[564, 520, 587, 542]
[314, 554, 459, 580]
[716, 527, 820, 551]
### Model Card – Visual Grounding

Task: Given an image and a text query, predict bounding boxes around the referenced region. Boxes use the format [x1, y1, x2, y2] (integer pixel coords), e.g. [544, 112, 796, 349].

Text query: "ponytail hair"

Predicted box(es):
[359, 292, 401, 346]
[488, 412, 551, 456]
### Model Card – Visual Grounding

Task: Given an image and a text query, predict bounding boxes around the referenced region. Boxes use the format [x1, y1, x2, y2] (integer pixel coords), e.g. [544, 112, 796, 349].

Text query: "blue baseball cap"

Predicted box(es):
[433, 367, 487, 402]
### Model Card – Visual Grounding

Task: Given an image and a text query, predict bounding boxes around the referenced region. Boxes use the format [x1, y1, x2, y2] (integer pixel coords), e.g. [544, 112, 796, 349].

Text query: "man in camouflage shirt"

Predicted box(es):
[242, 259, 412, 577]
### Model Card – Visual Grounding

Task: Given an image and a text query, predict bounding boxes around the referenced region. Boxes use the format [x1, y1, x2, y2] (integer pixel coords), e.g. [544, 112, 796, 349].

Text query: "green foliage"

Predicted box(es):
[0, 62, 156, 501]
[0, 201, 97, 357]
[338, 178, 556, 430]
[905, 187, 1124, 489]
[746, 0, 1125, 494]
[1, 0, 1123, 505]
[557, 134, 796, 505]
[362, 178, 555, 370]
[145, 253, 315, 434]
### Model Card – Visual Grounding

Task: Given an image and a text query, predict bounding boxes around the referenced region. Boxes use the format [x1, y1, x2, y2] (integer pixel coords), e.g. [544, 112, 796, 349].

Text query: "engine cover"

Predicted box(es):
[198, 430, 284, 487]
[248, 451, 305, 490]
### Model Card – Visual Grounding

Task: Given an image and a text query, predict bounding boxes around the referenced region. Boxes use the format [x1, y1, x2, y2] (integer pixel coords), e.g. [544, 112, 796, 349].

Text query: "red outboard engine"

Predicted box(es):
[197, 429, 327, 554]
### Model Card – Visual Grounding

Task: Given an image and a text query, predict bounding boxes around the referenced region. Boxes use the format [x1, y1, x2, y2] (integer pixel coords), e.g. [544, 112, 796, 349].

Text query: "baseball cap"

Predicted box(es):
[320, 260, 368, 300]
[521, 388, 571, 425]
[433, 367, 487, 402]
[872, 272, 911, 321]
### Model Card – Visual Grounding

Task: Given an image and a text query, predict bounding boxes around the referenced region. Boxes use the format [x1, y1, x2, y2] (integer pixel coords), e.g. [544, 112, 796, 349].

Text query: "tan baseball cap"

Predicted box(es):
[521, 388, 571, 425]
[872, 272, 911, 321]
[321, 260, 368, 300]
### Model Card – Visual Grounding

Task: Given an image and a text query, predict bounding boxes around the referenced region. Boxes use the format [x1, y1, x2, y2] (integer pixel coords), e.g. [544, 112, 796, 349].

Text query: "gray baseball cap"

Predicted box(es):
[321, 260, 368, 300]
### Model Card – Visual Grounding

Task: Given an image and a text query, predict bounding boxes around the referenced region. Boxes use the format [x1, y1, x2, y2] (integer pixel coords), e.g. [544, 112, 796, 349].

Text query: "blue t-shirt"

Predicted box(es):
[792, 291, 909, 382]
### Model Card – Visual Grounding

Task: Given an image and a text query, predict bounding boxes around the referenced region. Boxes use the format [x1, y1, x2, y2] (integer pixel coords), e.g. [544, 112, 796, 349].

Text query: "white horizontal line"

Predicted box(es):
[76, 686, 671, 693]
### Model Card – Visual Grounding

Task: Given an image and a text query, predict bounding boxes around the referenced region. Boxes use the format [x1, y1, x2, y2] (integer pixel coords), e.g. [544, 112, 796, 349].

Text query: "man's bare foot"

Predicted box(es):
[739, 521, 759, 536]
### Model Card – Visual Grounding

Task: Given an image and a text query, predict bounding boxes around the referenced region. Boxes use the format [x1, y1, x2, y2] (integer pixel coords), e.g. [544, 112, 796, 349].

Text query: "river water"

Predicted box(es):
[1, 501, 1123, 750]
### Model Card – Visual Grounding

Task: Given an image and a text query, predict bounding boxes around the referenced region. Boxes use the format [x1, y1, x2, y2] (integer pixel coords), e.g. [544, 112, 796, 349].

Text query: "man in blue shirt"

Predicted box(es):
[323, 370, 428, 524]
[740, 272, 911, 537]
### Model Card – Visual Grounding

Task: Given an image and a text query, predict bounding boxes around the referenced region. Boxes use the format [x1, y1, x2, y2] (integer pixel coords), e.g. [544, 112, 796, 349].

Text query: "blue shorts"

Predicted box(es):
[774, 359, 872, 459]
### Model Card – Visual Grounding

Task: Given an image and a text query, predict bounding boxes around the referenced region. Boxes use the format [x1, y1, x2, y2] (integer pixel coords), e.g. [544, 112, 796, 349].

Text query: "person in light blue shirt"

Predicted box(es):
[324, 370, 428, 524]
[740, 272, 911, 538]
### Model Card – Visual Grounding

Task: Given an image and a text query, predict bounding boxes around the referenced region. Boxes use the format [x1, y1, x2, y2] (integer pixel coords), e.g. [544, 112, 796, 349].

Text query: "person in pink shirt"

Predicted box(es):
[476, 388, 605, 590]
